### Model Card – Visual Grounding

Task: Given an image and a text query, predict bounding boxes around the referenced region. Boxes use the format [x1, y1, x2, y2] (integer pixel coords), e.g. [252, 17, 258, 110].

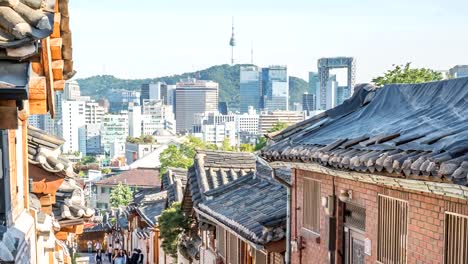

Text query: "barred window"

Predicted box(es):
[377, 195, 408, 264]
[445, 212, 468, 264]
[303, 178, 321, 233]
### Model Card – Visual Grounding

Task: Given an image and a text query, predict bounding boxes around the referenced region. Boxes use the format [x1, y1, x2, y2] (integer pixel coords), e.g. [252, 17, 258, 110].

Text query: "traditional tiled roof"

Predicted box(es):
[187, 150, 256, 206]
[196, 162, 287, 246]
[178, 233, 201, 261]
[28, 125, 74, 177]
[53, 178, 95, 224]
[161, 167, 187, 206]
[262, 78, 468, 186]
[134, 190, 167, 227]
[0, 0, 55, 53]
[95, 169, 160, 187]
[83, 212, 112, 233]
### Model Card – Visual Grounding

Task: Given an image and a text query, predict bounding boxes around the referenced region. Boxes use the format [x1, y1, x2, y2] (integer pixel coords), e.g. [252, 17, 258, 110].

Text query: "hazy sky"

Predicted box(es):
[70, 0, 468, 83]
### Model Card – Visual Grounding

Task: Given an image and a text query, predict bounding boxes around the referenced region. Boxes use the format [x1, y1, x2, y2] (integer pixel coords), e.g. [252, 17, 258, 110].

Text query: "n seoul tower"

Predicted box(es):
[229, 17, 236, 65]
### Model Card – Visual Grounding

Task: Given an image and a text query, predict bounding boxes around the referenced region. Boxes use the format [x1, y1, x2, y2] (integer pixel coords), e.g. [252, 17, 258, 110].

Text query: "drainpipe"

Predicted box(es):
[294, 169, 302, 264]
[272, 168, 292, 264]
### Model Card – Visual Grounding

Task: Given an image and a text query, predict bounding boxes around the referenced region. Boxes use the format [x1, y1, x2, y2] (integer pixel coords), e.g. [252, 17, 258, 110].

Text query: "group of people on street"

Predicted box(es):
[90, 240, 144, 264]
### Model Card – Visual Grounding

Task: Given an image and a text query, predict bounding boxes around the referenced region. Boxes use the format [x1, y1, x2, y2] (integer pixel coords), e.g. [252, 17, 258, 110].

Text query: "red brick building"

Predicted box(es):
[263, 80, 468, 264]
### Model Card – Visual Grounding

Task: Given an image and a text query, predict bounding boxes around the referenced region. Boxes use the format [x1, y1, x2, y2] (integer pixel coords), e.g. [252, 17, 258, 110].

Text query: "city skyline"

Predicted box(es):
[70, 0, 468, 83]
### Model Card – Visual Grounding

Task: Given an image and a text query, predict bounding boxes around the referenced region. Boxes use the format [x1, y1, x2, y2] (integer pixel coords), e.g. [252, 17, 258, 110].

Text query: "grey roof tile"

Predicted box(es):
[263, 78, 468, 186]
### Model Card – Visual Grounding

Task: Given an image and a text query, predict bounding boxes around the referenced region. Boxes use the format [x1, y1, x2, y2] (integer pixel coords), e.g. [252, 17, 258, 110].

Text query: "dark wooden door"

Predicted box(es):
[344, 228, 366, 264]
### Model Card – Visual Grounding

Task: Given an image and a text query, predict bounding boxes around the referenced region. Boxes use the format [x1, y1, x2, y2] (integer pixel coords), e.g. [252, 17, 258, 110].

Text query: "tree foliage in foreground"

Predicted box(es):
[159, 136, 217, 174]
[158, 202, 191, 257]
[255, 121, 289, 151]
[109, 183, 133, 208]
[372, 63, 443, 86]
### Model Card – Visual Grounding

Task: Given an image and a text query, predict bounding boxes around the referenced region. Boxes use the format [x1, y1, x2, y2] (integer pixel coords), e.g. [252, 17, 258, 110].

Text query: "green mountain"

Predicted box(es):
[76, 64, 308, 110]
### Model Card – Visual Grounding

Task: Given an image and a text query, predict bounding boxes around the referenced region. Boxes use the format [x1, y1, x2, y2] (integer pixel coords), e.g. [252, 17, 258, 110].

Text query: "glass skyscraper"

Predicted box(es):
[239, 66, 262, 113]
[262, 66, 288, 111]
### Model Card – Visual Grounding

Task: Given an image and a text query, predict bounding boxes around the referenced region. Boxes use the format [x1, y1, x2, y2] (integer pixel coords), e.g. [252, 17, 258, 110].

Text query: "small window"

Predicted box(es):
[303, 178, 321, 233]
[445, 212, 468, 264]
[377, 195, 408, 264]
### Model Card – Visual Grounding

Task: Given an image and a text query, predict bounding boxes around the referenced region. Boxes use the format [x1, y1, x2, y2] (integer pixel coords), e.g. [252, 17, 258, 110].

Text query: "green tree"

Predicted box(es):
[268, 121, 289, 133]
[109, 183, 134, 208]
[220, 138, 234, 151]
[81, 155, 96, 165]
[372, 63, 443, 86]
[255, 137, 267, 151]
[101, 168, 112, 174]
[78, 171, 85, 177]
[240, 143, 255, 153]
[158, 202, 191, 257]
[159, 145, 193, 175]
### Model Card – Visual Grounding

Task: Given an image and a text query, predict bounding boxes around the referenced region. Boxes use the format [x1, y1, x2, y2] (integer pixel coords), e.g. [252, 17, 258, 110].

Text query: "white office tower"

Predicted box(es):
[128, 105, 142, 137]
[141, 100, 176, 135]
[259, 110, 304, 135]
[61, 100, 86, 153]
[64, 80, 81, 100]
[236, 106, 259, 144]
[101, 112, 129, 158]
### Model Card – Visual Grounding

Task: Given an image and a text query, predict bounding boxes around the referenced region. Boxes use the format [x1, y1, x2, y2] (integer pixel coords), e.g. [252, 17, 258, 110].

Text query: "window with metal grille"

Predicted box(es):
[303, 178, 321, 233]
[217, 226, 225, 258]
[377, 195, 408, 264]
[228, 232, 238, 264]
[445, 212, 468, 264]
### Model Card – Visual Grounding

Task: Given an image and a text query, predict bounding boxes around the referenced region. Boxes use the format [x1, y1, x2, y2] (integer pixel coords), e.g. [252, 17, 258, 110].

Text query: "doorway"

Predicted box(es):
[342, 203, 366, 264]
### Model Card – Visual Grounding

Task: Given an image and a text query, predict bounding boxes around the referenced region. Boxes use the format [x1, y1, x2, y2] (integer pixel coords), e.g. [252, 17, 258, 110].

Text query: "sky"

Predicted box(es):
[70, 0, 468, 83]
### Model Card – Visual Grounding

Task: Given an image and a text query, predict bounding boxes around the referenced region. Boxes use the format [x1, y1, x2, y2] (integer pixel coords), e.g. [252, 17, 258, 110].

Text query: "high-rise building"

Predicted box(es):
[303, 92, 316, 112]
[161, 84, 176, 106]
[61, 100, 86, 153]
[128, 105, 142, 137]
[175, 79, 219, 133]
[64, 80, 81, 100]
[258, 110, 304, 134]
[101, 112, 129, 158]
[141, 82, 167, 105]
[84, 124, 101, 155]
[262, 66, 289, 111]
[317, 57, 355, 110]
[240, 66, 262, 113]
[449, 65, 468, 78]
[308, 72, 319, 94]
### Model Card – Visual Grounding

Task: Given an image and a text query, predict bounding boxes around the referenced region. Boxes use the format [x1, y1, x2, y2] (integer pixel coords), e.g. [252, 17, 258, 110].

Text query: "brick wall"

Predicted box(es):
[291, 168, 468, 264]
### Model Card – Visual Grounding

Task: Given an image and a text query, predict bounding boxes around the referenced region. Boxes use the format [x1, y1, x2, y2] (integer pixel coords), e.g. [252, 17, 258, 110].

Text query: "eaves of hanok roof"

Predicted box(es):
[161, 167, 188, 207]
[186, 150, 257, 209]
[135, 191, 168, 228]
[28, 125, 74, 178]
[262, 78, 468, 193]
[194, 165, 287, 249]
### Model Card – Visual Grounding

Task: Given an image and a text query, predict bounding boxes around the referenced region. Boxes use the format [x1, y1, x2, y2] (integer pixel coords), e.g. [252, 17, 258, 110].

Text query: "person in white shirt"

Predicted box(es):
[95, 241, 102, 251]
[87, 240, 92, 253]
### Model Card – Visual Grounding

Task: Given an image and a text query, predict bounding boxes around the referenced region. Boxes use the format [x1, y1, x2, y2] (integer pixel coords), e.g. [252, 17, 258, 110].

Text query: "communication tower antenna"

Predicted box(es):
[229, 17, 236, 65]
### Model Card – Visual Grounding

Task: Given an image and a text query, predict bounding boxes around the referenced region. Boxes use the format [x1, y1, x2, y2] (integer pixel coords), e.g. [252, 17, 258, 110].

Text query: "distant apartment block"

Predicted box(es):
[192, 111, 236, 147]
[240, 65, 262, 113]
[259, 110, 304, 134]
[236, 106, 259, 144]
[449, 65, 468, 78]
[108, 90, 140, 113]
[262, 66, 289, 111]
[175, 79, 219, 133]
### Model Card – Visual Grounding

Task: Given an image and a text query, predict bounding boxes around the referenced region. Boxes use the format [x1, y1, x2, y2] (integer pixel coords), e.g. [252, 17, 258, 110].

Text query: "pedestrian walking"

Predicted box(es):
[95, 249, 103, 264]
[107, 244, 113, 263]
[137, 249, 144, 264]
[87, 240, 92, 253]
